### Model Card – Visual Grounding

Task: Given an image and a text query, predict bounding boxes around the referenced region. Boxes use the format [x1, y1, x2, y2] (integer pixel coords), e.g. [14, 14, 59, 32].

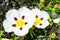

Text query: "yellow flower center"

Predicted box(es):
[34, 18, 41, 25]
[16, 19, 25, 27]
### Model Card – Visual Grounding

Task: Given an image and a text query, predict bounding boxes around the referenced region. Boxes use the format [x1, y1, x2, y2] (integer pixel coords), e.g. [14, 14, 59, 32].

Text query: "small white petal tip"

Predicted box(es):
[53, 18, 60, 23]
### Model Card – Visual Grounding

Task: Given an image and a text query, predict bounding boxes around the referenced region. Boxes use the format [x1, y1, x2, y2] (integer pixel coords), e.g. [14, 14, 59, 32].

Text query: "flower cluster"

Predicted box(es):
[3, 7, 59, 36]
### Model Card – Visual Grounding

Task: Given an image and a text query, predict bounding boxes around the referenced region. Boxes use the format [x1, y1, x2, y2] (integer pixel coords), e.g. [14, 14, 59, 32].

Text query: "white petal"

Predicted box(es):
[6, 9, 19, 21]
[18, 7, 31, 19]
[3, 20, 13, 33]
[36, 20, 49, 28]
[13, 27, 29, 36]
[53, 18, 60, 23]
[24, 13, 35, 28]
[31, 8, 41, 17]
[31, 8, 49, 20]
[40, 11, 49, 20]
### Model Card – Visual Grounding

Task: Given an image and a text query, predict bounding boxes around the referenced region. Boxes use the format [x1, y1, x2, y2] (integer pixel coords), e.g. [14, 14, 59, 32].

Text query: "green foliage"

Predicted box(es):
[49, 33, 56, 38]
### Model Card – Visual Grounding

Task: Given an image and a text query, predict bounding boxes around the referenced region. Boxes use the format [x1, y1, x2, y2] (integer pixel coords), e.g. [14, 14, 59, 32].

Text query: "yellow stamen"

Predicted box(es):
[16, 19, 25, 27]
[34, 18, 41, 25]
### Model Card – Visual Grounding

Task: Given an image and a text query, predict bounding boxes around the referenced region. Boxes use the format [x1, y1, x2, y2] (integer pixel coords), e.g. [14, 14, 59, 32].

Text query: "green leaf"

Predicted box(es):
[38, 3, 44, 9]
[49, 33, 56, 39]
[40, 0, 44, 3]
[37, 35, 45, 38]
[29, 29, 33, 38]
[0, 30, 4, 36]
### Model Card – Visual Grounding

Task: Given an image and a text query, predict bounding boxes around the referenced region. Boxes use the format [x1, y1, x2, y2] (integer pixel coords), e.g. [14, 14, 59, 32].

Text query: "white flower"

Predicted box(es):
[53, 18, 60, 23]
[3, 7, 34, 36]
[1, 38, 9, 40]
[31, 8, 49, 28]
